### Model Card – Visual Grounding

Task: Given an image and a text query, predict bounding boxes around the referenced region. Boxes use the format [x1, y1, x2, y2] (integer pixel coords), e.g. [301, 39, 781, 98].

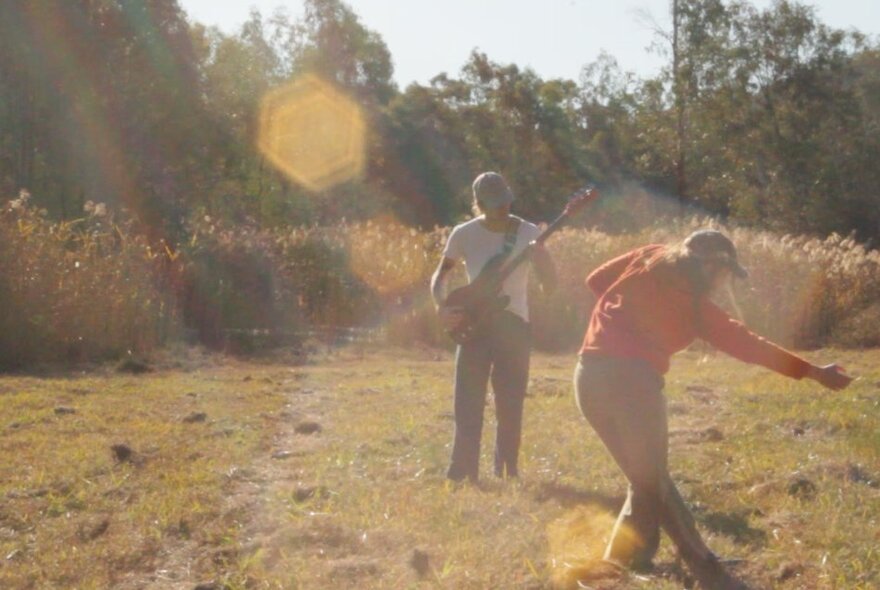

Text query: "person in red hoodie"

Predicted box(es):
[574, 229, 852, 589]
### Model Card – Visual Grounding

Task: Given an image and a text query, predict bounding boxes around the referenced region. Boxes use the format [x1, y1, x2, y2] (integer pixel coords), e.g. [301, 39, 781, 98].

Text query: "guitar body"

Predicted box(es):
[445, 252, 512, 344]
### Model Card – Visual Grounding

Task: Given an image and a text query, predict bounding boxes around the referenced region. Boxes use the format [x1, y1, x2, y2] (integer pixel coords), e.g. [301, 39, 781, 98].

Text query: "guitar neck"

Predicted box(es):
[494, 207, 571, 284]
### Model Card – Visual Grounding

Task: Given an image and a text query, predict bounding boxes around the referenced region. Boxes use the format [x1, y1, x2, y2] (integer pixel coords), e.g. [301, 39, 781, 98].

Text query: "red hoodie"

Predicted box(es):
[579, 244, 811, 378]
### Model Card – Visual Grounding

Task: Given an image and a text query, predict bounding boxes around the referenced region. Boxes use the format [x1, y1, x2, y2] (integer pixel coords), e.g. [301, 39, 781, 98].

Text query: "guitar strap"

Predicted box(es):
[500, 217, 520, 258]
[485, 217, 520, 317]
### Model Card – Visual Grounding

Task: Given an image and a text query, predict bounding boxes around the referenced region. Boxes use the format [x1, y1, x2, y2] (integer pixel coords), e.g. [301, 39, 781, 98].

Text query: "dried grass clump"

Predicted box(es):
[0, 193, 176, 367]
[731, 229, 880, 347]
[546, 505, 633, 589]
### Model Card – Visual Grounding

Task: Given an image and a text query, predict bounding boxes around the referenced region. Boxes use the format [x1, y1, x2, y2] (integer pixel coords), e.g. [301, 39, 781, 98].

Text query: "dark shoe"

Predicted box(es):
[689, 553, 750, 590]
[630, 556, 655, 574]
[601, 554, 655, 575]
[446, 464, 478, 484]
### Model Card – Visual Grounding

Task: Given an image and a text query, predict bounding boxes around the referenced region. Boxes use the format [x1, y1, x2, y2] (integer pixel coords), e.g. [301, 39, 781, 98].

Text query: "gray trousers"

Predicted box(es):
[574, 356, 744, 588]
[447, 311, 530, 482]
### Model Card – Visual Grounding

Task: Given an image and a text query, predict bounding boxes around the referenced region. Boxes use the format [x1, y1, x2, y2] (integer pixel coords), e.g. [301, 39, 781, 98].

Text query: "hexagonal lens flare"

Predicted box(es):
[257, 74, 366, 192]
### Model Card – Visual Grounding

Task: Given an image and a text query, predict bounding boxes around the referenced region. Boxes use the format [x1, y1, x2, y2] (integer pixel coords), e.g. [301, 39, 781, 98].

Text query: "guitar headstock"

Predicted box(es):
[562, 185, 599, 216]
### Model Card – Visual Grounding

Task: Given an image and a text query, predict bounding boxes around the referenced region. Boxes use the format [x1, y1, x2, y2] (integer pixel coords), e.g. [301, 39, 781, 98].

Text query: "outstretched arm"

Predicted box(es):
[700, 302, 854, 390]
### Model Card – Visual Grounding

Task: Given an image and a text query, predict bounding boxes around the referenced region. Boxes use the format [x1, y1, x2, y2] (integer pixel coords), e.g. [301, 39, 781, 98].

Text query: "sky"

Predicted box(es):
[179, 0, 880, 88]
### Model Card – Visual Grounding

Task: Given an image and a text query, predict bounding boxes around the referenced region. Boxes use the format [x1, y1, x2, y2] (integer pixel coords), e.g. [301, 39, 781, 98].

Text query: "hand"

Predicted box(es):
[437, 305, 465, 330]
[525, 239, 544, 254]
[807, 363, 853, 391]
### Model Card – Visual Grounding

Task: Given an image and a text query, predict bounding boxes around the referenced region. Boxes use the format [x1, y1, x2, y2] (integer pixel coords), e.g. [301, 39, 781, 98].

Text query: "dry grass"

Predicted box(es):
[1, 346, 878, 589]
[5, 192, 880, 366]
[379, 218, 880, 351]
[0, 194, 175, 367]
[0, 347, 289, 589]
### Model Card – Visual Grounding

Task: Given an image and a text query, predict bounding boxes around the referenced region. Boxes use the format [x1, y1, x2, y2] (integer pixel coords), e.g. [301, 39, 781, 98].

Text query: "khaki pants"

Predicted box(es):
[574, 355, 746, 589]
[447, 311, 530, 482]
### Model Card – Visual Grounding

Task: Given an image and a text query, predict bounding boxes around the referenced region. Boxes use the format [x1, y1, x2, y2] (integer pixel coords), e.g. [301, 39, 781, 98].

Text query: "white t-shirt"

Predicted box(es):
[442, 215, 542, 322]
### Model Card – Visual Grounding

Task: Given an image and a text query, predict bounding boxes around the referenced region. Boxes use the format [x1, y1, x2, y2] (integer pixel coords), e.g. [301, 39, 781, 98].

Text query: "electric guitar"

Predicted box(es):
[444, 186, 599, 344]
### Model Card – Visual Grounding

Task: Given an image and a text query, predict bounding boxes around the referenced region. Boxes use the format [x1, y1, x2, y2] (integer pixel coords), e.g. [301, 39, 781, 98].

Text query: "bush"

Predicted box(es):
[177, 216, 383, 351]
[178, 217, 300, 350]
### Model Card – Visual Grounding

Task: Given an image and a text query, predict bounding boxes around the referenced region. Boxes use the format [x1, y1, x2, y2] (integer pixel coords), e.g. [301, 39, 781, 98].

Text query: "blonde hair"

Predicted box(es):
[659, 241, 713, 296]
[660, 238, 745, 323]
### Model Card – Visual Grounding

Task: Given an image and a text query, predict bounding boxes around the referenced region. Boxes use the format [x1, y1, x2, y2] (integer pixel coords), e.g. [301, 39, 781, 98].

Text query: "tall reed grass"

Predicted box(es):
[383, 218, 880, 351]
[3, 193, 878, 368]
[0, 193, 176, 367]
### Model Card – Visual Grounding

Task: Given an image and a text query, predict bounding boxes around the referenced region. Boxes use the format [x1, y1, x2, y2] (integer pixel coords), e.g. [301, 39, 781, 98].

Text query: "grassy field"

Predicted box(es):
[1, 345, 878, 589]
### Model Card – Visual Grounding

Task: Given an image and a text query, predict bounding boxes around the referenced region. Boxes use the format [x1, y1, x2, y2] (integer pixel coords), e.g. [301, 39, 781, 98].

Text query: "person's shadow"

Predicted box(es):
[700, 510, 768, 546]
[530, 480, 624, 511]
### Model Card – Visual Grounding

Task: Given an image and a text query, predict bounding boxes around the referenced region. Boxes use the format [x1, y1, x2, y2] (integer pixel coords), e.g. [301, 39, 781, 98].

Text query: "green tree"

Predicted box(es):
[291, 0, 395, 105]
[628, 0, 880, 242]
[189, 13, 295, 224]
[0, 0, 204, 239]
[727, 1, 879, 238]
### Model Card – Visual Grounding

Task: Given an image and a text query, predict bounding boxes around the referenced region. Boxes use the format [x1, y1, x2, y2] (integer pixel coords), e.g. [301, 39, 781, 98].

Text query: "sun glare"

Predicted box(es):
[347, 215, 434, 297]
[547, 505, 642, 589]
[257, 74, 366, 193]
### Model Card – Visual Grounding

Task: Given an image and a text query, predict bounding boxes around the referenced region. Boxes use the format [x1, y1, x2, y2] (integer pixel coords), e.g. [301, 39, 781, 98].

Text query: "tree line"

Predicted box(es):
[1, 0, 879, 244]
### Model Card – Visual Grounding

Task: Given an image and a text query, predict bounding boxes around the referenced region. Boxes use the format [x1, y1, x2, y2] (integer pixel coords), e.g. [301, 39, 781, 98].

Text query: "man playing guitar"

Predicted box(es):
[431, 171, 557, 483]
